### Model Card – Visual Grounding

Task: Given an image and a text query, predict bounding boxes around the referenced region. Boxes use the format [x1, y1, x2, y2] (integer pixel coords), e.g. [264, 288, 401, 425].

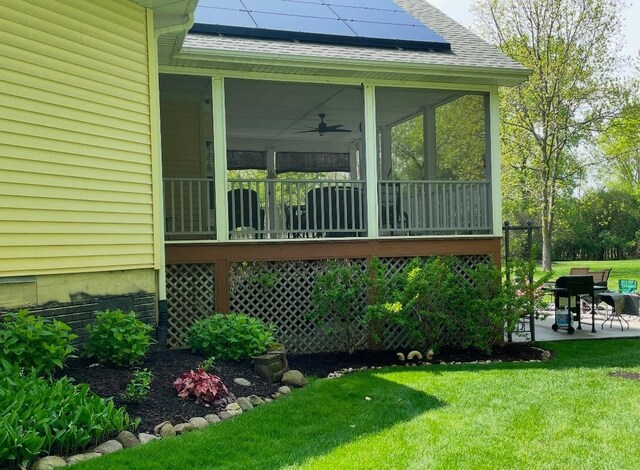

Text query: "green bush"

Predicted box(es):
[84, 310, 154, 367]
[0, 309, 76, 376]
[121, 368, 153, 404]
[0, 361, 137, 468]
[187, 313, 275, 360]
[309, 260, 370, 354]
[382, 257, 523, 353]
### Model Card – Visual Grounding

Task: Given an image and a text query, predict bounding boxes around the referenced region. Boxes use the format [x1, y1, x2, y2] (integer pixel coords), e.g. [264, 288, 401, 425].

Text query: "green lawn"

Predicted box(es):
[551, 259, 640, 288]
[79, 339, 640, 470]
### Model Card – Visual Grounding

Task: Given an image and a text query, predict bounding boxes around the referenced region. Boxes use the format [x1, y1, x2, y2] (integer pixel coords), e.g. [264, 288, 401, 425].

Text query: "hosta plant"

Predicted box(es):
[187, 313, 275, 361]
[174, 369, 229, 403]
[0, 309, 76, 376]
[84, 309, 154, 367]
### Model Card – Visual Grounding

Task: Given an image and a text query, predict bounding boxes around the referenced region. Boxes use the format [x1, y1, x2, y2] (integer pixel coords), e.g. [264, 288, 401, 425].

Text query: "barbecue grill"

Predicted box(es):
[551, 275, 596, 334]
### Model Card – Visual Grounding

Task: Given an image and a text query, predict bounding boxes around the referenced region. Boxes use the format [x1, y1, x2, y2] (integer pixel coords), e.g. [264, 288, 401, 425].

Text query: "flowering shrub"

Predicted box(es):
[174, 369, 229, 403]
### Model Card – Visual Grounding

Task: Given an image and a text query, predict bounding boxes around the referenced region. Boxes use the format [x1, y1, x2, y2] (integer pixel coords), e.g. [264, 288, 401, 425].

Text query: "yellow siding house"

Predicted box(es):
[0, 0, 194, 340]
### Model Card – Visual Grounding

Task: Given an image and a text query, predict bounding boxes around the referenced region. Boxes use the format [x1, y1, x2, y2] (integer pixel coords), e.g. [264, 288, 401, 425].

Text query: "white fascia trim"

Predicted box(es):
[175, 47, 531, 87]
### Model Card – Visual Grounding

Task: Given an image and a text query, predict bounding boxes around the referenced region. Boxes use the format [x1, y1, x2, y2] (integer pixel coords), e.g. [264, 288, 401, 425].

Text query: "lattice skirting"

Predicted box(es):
[166, 254, 492, 353]
[166, 264, 215, 348]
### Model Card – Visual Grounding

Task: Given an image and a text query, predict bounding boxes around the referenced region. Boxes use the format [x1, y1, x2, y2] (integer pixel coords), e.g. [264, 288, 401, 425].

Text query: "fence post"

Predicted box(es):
[526, 221, 536, 342]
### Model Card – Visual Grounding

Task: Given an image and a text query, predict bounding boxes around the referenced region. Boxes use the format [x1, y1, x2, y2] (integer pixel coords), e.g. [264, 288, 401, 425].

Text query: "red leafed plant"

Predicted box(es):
[173, 369, 229, 403]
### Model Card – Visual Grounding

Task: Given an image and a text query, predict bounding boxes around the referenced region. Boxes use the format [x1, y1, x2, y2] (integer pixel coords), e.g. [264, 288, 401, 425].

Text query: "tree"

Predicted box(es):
[474, 0, 627, 270]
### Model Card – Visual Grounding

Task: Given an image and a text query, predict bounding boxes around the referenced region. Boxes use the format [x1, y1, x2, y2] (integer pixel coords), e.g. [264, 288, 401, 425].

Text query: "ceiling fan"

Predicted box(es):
[297, 114, 352, 136]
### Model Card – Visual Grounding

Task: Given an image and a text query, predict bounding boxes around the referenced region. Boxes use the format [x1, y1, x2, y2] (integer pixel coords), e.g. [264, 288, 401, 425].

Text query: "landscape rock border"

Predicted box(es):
[30, 352, 552, 468]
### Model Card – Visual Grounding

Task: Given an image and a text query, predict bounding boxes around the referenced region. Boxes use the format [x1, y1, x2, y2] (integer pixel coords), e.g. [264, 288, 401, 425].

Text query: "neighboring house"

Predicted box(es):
[0, 0, 529, 351]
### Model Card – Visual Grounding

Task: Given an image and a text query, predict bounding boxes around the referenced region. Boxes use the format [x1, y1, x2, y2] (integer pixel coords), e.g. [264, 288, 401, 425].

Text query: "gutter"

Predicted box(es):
[155, 10, 194, 38]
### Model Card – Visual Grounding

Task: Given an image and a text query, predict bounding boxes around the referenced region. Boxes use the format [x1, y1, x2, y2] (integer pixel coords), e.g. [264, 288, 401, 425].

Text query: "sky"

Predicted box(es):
[426, 0, 640, 72]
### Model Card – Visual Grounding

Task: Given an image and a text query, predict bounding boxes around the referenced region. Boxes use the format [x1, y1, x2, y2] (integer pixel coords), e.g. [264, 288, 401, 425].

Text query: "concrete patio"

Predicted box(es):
[512, 309, 640, 342]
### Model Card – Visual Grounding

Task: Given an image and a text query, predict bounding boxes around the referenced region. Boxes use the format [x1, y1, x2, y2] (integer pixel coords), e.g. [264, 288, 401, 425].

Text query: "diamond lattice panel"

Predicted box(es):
[166, 264, 215, 348]
[229, 259, 369, 354]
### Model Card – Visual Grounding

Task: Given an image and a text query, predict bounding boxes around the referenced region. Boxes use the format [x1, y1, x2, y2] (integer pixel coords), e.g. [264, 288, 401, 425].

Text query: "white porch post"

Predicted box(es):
[423, 105, 437, 180]
[212, 77, 229, 241]
[488, 89, 502, 236]
[364, 84, 379, 238]
[380, 126, 392, 180]
[266, 147, 277, 235]
[349, 144, 359, 180]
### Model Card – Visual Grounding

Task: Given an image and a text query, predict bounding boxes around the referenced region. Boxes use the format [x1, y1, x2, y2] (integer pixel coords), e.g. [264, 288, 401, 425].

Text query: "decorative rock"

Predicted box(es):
[236, 396, 254, 411]
[541, 350, 552, 361]
[205, 414, 222, 424]
[407, 350, 423, 361]
[174, 423, 197, 434]
[66, 453, 101, 465]
[278, 385, 291, 395]
[234, 377, 252, 386]
[264, 397, 273, 403]
[116, 430, 139, 448]
[426, 349, 435, 360]
[189, 417, 209, 429]
[138, 433, 160, 444]
[396, 352, 406, 362]
[94, 440, 123, 455]
[282, 370, 308, 387]
[248, 394, 266, 406]
[218, 411, 233, 420]
[154, 421, 176, 438]
[226, 402, 243, 416]
[31, 456, 67, 470]
[271, 392, 281, 399]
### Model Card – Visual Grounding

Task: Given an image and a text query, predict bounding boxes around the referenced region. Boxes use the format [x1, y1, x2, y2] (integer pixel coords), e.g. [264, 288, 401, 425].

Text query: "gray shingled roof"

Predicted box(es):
[179, 0, 527, 78]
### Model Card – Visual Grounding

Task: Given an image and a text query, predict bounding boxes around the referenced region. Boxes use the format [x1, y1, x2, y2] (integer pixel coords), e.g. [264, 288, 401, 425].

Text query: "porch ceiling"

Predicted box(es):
[160, 75, 462, 152]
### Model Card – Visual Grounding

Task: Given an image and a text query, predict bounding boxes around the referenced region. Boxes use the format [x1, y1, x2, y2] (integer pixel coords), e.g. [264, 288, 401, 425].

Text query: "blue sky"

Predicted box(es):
[426, 0, 640, 71]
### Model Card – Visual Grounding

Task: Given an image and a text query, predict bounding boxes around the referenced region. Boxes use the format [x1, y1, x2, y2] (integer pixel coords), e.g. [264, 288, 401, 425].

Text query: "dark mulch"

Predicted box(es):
[60, 343, 544, 432]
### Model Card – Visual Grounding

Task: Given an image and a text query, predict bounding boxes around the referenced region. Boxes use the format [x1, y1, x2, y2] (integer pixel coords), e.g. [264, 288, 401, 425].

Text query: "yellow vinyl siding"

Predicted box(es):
[0, 0, 155, 276]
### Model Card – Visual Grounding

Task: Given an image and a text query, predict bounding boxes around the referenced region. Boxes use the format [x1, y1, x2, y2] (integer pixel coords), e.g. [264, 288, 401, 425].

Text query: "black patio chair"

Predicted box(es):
[228, 188, 265, 238]
[306, 186, 365, 238]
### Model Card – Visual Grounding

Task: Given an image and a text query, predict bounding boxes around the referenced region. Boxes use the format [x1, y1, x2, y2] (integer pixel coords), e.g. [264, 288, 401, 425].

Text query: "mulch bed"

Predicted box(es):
[60, 343, 544, 432]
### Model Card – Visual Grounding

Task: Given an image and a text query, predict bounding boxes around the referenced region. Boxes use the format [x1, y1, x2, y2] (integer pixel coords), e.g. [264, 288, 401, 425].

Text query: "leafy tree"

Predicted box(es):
[474, 0, 627, 270]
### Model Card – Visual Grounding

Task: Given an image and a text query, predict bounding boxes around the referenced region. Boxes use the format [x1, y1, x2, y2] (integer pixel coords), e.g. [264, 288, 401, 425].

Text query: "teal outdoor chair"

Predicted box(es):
[619, 279, 638, 294]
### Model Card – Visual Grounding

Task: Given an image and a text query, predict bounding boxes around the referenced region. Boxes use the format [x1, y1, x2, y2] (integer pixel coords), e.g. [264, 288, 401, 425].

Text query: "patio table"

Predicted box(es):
[597, 292, 640, 331]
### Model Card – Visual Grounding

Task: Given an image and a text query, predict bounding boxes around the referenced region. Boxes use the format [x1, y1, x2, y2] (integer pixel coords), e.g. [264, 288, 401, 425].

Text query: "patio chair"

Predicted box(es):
[228, 188, 265, 238]
[306, 186, 365, 238]
[619, 279, 638, 294]
[569, 267, 590, 275]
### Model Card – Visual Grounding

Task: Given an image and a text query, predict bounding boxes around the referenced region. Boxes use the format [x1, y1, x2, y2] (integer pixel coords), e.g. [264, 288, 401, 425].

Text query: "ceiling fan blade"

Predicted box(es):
[325, 124, 344, 130]
[295, 129, 321, 133]
[325, 128, 352, 133]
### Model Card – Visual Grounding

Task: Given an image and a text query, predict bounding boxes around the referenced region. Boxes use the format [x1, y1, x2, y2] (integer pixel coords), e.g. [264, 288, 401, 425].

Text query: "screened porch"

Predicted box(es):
[160, 76, 495, 241]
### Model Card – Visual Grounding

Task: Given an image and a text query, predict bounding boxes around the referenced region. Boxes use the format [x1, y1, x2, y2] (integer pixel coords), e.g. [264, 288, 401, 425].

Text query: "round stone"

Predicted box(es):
[94, 439, 123, 454]
[188, 417, 209, 429]
[233, 377, 252, 386]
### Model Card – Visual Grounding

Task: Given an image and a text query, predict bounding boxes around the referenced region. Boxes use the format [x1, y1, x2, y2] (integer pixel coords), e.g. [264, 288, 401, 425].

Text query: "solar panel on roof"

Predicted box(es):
[191, 0, 451, 52]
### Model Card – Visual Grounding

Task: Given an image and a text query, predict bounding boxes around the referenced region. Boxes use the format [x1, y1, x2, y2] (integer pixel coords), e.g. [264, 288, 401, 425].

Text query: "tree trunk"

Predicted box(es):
[541, 214, 552, 271]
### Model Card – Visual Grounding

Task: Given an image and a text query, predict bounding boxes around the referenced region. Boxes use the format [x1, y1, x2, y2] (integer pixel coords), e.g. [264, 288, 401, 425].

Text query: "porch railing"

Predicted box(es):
[228, 179, 366, 239]
[378, 180, 491, 235]
[163, 178, 491, 240]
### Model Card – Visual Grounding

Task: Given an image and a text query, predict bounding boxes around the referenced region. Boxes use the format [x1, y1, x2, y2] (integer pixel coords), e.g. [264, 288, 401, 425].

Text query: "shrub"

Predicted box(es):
[0, 309, 76, 376]
[0, 361, 137, 468]
[84, 310, 154, 367]
[187, 313, 275, 360]
[309, 260, 371, 354]
[121, 368, 153, 404]
[174, 369, 229, 403]
[383, 257, 524, 353]
[197, 356, 217, 372]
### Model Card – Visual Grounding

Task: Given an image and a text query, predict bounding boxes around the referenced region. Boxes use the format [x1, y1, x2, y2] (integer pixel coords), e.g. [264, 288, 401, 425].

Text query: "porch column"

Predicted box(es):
[266, 147, 276, 235]
[212, 77, 229, 241]
[380, 126, 392, 180]
[349, 144, 358, 180]
[487, 90, 502, 235]
[423, 105, 437, 180]
[364, 84, 379, 238]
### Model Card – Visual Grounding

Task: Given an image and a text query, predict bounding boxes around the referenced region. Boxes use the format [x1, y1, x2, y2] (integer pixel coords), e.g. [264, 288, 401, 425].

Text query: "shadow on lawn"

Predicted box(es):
[78, 374, 445, 470]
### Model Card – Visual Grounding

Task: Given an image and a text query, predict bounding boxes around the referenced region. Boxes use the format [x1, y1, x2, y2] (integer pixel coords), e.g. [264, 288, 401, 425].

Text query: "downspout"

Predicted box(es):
[149, 8, 195, 347]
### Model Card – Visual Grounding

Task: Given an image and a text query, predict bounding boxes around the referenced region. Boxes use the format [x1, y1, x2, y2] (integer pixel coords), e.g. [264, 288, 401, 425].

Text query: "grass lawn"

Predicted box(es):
[79, 339, 640, 470]
[550, 259, 640, 289]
